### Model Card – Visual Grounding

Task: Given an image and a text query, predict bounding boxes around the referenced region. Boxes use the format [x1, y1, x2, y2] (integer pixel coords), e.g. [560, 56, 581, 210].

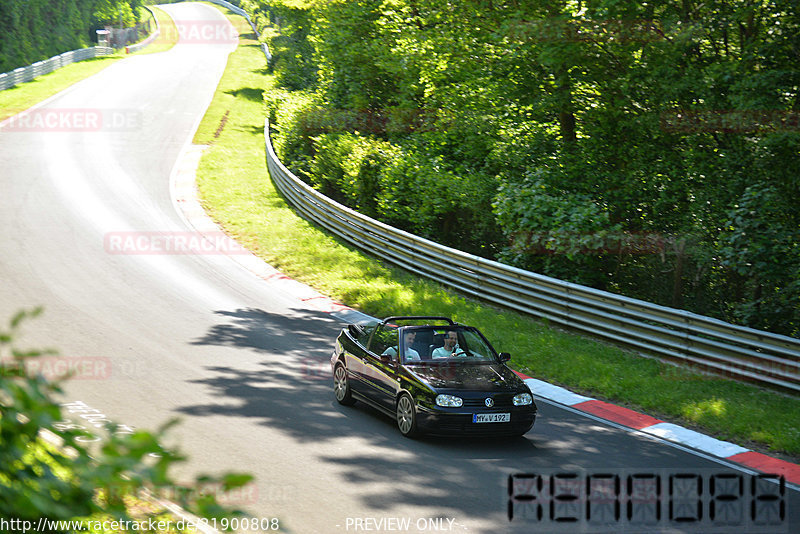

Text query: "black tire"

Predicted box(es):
[396, 393, 419, 438]
[333, 362, 355, 406]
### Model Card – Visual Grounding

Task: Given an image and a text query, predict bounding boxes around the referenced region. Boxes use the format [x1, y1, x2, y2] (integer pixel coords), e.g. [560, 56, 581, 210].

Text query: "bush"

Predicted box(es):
[264, 89, 318, 175]
[310, 133, 399, 217]
[378, 147, 501, 257]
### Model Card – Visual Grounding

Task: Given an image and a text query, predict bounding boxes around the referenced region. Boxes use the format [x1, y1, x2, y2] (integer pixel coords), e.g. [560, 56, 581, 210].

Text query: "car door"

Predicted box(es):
[361, 324, 400, 411]
[341, 325, 374, 398]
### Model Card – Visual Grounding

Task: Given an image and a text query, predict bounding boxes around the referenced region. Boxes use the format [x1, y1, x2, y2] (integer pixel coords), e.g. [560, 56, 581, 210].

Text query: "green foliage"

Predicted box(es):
[310, 133, 399, 217]
[377, 140, 501, 256]
[263, 88, 318, 171]
[92, 0, 144, 27]
[494, 171, 623, 286]
[0, 309, 252, 526]
[243, 0, 318, 90]
[256, 0, 800, 336]
[719, 185, 800, 332]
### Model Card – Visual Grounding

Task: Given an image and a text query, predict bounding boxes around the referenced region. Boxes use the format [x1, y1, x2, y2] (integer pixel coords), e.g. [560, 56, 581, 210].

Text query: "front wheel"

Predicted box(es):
[333, 362, 355, 406]
[396, 393, 419, 438]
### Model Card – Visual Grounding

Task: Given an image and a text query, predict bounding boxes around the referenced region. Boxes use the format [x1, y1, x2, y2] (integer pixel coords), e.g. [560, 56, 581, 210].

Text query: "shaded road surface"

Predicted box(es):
[0, 3, 796, 533]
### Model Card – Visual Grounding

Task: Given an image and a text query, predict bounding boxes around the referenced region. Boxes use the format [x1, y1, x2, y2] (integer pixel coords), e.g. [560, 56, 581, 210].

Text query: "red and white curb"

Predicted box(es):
[171, 138, 800, 490]
[521, 375, 800, 486]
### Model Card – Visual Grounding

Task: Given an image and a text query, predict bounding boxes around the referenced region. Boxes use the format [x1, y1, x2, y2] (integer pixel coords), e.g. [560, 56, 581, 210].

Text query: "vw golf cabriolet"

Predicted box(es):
[330, 316, 537, 438]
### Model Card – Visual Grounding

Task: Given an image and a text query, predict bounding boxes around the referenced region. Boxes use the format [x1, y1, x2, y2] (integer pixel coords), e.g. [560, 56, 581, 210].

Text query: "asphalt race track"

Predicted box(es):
[0, 3, 797, 533]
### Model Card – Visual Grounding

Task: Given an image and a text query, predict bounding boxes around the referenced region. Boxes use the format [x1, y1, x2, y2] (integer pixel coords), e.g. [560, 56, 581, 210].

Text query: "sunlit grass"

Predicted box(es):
[682, 398, 728, 419]
[194, 6, 800, 458]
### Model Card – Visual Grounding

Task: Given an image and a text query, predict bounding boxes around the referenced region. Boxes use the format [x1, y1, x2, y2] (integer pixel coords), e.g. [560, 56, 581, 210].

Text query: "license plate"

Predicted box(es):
[473, 413, 510, 423]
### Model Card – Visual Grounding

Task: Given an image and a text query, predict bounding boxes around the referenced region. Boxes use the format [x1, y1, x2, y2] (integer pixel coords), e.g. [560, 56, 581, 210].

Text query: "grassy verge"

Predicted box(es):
[194, 7, 800, 459]
[0, 6, 177, 122]
[2, 1, 788, 525]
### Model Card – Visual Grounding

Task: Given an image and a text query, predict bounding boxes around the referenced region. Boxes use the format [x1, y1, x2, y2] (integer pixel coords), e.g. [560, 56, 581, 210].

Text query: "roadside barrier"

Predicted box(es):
[125, 6, 160, 54]
[205, 0, 271, 61]
[263, 117, 800, 392]
[0, 48, 114, 91]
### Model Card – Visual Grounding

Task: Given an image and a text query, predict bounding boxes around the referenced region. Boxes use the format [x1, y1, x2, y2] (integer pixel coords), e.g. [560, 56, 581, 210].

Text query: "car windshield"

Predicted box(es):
[399, 325, 498, 364]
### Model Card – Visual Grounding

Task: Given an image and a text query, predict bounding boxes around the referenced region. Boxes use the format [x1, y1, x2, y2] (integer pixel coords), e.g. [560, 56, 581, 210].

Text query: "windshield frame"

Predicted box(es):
[397, 325, 500, 365]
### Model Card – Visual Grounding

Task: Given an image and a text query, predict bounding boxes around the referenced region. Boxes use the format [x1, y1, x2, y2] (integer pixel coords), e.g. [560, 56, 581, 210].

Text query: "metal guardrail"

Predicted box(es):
[263, 118, 800, 392]
[205, 0, 249, 20]
[125, 6, 161, 54]
[0, 47, 114, 92]
[205, 0, 272, 61]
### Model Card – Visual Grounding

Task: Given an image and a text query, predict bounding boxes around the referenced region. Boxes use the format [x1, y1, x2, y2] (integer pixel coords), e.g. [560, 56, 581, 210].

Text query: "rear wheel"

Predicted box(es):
[333, 362, 355, 406]
[396, 393, 419, 438]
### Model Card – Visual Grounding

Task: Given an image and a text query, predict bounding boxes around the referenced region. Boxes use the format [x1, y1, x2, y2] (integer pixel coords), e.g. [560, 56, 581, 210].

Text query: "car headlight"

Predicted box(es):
[436, 394, 463, 407]
[513, 392, 533, 406]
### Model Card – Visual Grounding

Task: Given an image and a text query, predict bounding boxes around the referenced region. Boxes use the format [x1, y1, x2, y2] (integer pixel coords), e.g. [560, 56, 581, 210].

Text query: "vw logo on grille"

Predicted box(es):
[485, 397, 494, 407]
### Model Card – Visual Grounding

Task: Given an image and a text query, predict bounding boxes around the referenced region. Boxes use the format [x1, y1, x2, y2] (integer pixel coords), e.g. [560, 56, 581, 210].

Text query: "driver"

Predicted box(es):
[432, 330, 461, 358]
[382, 330, 421, 361]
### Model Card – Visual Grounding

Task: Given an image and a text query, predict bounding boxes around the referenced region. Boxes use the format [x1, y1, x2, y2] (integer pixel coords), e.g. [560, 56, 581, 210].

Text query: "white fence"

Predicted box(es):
[0, 47, 114, 92]
[263, 118, 800, 392]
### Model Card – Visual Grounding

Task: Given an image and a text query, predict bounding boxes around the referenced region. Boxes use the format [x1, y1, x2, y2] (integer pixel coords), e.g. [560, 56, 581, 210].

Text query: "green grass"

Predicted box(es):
[165, 6, 799, 460]
[0, 6, 177, 122]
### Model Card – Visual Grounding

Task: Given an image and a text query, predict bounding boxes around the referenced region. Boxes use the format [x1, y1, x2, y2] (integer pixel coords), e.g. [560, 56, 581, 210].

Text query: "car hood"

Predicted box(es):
[408, 363, 526, 392]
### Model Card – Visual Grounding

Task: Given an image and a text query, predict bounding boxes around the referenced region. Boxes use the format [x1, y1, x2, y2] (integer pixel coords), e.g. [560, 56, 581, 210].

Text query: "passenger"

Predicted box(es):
[383, 330, 421, 361]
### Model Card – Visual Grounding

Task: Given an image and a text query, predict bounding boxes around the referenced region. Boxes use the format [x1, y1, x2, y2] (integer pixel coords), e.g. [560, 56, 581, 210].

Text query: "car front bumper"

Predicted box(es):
[415, 406, 537, 437]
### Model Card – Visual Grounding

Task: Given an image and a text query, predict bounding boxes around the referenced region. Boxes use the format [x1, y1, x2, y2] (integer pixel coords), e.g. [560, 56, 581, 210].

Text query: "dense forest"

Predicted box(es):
[243, 0, 799, 337]
[0, 0, 145, 73]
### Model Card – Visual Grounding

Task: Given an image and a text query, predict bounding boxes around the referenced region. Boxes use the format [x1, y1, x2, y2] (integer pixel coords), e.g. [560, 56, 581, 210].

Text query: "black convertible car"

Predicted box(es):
[330, 316, 537, 438]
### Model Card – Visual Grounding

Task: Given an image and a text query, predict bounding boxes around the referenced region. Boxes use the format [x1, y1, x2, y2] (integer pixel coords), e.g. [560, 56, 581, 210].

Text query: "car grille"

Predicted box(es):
[462, 394, 514, 408]
[433, 414, 536, 435]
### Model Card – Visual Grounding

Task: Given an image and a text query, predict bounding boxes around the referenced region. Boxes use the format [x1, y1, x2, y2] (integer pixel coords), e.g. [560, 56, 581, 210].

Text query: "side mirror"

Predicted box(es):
[348, 324, 365, 338]
[499, 352, 511, 362]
